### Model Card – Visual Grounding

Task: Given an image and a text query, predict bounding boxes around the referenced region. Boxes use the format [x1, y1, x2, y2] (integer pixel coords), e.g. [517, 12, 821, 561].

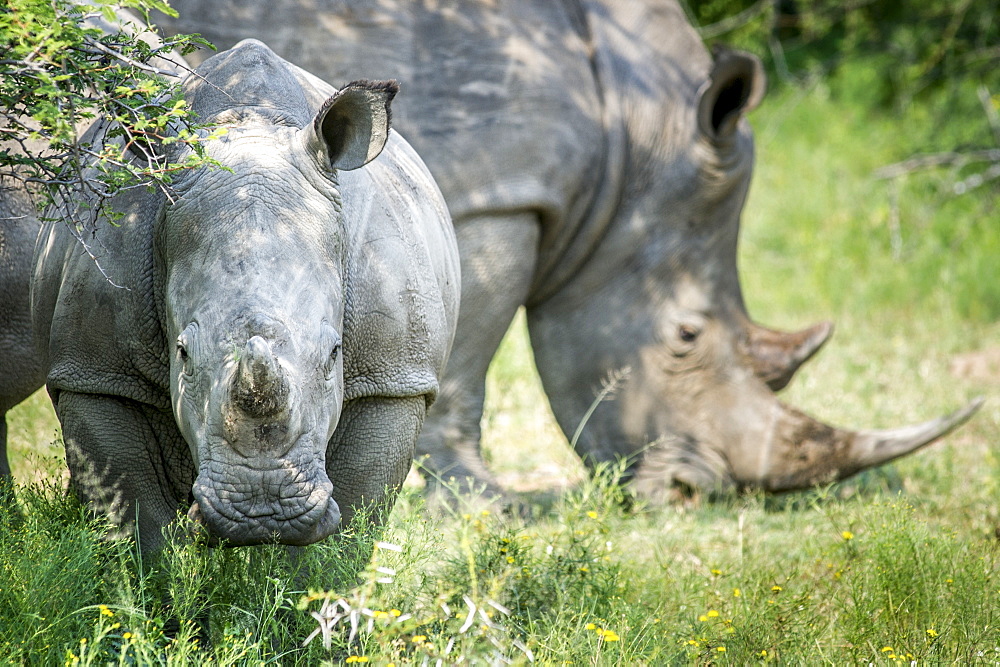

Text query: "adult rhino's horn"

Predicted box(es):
[744, 320, 834, 391]
[232, 336, 289, 418]
[750, 397, 984, 492]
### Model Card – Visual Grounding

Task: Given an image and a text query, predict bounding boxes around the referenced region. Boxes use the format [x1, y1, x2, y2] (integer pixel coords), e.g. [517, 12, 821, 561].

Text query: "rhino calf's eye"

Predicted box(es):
[323, 340, 342, 380]
[678, 325, 699, 343]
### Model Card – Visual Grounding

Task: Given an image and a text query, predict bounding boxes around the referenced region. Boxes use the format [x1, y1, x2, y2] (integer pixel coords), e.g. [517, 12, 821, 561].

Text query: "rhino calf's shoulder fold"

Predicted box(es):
[30, 39, 459, 551]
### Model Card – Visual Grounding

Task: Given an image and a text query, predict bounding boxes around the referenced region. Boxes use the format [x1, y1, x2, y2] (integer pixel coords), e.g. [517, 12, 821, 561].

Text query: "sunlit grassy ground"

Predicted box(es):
[4, 71, 998, 663]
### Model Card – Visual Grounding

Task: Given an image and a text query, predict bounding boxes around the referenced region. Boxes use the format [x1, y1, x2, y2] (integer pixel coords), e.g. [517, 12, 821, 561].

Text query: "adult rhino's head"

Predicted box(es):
[161, 41, 397, 545]
[528, 45, 981, 498]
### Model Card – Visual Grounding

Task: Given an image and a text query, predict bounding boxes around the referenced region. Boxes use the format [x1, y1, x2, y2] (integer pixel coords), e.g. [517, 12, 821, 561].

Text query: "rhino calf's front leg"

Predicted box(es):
[326, 395, 426, 531]
[54, 391, 192, 553]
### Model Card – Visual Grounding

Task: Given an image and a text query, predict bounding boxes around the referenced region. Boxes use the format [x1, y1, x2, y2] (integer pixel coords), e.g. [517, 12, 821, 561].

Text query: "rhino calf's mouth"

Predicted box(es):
[188, 463, 341, 546]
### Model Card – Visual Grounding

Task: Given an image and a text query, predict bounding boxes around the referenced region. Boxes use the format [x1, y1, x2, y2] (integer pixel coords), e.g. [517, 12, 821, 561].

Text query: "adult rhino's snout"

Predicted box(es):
[231, 336, 290, 418]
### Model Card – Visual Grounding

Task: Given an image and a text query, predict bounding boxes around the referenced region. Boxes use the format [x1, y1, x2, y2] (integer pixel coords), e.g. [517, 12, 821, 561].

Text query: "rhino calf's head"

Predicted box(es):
[162, 41, 397, 546]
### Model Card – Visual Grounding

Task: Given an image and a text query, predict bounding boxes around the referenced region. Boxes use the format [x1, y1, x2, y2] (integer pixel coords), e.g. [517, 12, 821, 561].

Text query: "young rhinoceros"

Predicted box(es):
[30, 40, 459, 551]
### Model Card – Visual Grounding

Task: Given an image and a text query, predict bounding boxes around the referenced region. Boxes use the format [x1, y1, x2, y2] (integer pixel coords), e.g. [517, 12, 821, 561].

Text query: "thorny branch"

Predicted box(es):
[1, 0, 217, 267]
[873, 86, 998, 259]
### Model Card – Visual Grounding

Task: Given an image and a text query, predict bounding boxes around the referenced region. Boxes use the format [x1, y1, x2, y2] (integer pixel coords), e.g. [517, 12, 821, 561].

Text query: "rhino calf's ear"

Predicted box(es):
[312, 79, 399, 171]
[697, 46, 765, 141]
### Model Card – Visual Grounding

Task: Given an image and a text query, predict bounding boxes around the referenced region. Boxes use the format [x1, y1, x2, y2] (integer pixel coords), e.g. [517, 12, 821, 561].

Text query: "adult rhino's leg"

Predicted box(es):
[0, 198, 48, 509]
[325, 395, 426, 530]
[415, 213, 540, 499]
[54, 391, 192, 553]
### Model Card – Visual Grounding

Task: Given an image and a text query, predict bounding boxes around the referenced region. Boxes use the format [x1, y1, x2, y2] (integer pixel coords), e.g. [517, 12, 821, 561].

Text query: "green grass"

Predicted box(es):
[4, 70, 999, 663]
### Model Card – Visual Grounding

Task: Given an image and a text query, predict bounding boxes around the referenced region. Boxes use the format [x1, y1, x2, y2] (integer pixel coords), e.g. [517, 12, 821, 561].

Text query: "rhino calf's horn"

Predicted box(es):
[231, 336, 289, 418]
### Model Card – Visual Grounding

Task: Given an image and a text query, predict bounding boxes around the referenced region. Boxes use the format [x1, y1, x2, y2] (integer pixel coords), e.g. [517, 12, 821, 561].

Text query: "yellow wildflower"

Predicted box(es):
[506, 556, 515, 563]
[710, 568, 722, 576]
[707, 610, 719, 618]
[586, 623, 597, 630]
[733, 588, 741, 597]
[586, 511, 598, 519]
[122, 632, 132, 640]
[411, 635, 427, 643]
[98, 605, 113, 618]
[598, 629, 620, 642]
[698, 614, 709, 622]
[716, 646, 726, 653]
[841, 530, 854, 540]
[390, 609, 402, 617]
[926, 628, 939, 637]
[771, 585, 782, 592]
[881, 646, 894, 653]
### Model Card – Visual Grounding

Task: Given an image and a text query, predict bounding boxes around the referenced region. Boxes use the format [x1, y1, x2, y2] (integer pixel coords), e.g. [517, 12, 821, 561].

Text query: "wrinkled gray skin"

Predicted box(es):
[88, 1, 987, 500]
[29, 40, 459, 551]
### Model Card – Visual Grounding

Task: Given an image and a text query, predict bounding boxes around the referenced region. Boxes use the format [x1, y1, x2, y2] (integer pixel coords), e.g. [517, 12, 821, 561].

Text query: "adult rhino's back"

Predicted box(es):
[157, 0, 607, 256]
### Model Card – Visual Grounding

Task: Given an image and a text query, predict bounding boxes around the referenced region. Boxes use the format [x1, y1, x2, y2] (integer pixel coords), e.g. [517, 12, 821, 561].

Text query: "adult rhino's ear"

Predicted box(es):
[697, 45, 765, 142]
[312, 79, 399, 171]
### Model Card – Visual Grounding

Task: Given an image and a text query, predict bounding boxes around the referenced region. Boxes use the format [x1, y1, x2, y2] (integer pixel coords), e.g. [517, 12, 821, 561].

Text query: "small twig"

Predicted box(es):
[570, 367, 631, 450]
[80, 37, 182, 80]
[977, 85, 1000, 146]
[953, 161, 1000, 195]
[873, 150, 1000, 179]
[887, 179, 902, 261]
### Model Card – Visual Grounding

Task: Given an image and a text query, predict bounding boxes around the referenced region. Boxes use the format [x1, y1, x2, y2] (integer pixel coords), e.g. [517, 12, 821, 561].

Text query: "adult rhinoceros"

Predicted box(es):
[155, 1, 980, 499]
[29, 39, 459, 551]
[0, 170, 46, 503]
[1, 5, 185, 503]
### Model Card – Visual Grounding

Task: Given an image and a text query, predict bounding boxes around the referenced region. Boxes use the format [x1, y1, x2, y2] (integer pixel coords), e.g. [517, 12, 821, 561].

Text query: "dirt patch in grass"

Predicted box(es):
[950, 347, 1000, 383]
